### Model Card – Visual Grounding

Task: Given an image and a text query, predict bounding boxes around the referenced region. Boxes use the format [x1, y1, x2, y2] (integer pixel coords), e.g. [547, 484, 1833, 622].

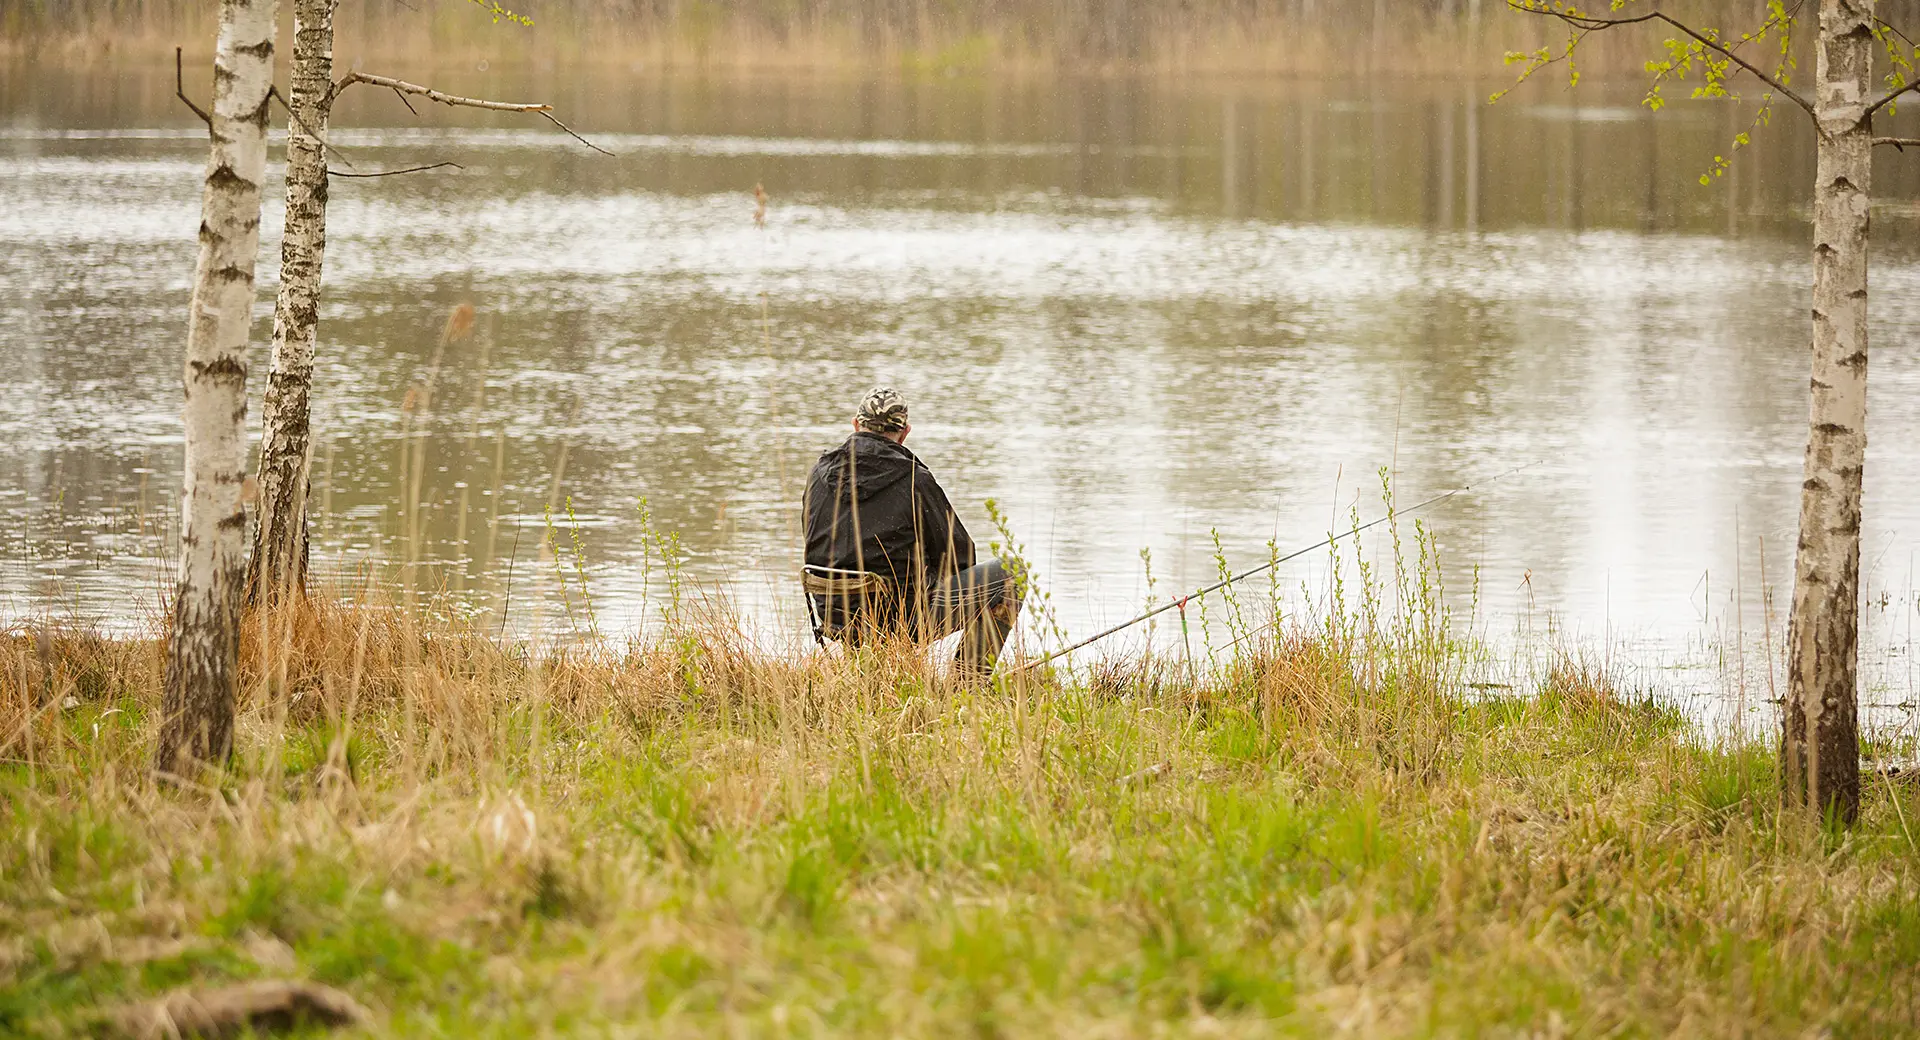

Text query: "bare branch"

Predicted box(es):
[539, 111, 617, 157]
[1875, 137, 1920, 150]
[328, 161, 466, 177]
[331, 70, 614, 155]
[1508, 2, 1817, 118]
[269, 84, 355, 170]
[391, 86, 419, 116]
[174, 47, 211, 128]
[335, 71, 552, 113]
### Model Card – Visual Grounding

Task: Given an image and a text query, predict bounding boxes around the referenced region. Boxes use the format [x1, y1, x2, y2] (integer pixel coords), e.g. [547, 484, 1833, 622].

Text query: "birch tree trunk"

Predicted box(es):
[250, 0, 335, 604]
[157, 0, 278, 776]
[1782, 0, 1874, 823]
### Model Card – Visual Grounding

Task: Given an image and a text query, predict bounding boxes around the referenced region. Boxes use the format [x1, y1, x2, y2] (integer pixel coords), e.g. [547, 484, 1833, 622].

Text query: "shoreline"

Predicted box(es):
[5, 596, 1919, 1034]
[0, 10, 1725, 82]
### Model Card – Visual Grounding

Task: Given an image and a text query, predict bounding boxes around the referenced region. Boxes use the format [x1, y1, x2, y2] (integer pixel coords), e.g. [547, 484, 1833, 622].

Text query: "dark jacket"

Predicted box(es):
[803, 432, 974, 630]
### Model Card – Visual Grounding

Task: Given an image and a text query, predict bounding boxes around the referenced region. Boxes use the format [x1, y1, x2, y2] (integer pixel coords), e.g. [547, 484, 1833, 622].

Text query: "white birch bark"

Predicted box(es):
[158, 0, 278, 775]
[1782, 0, 1875, 822]
[250, 0, 335, 603]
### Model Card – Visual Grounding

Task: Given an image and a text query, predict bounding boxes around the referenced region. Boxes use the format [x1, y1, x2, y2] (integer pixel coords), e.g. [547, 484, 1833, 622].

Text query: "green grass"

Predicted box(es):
[4, 601, 1920, 1037]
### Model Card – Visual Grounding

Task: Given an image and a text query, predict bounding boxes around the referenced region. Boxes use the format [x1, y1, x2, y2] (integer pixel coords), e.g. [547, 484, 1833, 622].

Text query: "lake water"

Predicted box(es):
[3, 65, 1918, 726]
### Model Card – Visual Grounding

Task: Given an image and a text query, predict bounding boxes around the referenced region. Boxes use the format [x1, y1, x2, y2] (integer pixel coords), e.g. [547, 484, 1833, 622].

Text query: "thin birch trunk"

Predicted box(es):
[158, 0, 279, 775]
[1782, 0, 1874, 823]
[250, 0, 334, 603]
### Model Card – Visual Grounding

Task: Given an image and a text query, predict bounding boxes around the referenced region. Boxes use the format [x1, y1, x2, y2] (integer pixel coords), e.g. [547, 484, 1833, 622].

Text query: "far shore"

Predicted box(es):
[1, 10, 1700, 81]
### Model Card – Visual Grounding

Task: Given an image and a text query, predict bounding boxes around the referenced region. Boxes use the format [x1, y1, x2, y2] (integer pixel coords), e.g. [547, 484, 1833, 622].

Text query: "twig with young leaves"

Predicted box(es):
[1499, 1, 1814, 112]
[465, 0, 532, 26]
[1497, 0, 1920, 186]
[1874, 16, 1916, 116]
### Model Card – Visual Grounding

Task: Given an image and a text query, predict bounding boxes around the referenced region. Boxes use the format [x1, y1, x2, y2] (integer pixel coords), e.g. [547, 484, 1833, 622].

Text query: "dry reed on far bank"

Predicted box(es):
[5, 0, 1884, 80]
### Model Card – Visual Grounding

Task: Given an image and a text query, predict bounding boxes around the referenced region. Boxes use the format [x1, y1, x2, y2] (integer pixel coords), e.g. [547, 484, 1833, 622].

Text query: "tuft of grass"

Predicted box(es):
[4, 590, 1920, 1036]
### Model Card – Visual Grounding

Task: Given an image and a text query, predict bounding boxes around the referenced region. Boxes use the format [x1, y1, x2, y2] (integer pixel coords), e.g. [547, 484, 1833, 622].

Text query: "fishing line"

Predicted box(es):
[1011, 461, 1541, 674]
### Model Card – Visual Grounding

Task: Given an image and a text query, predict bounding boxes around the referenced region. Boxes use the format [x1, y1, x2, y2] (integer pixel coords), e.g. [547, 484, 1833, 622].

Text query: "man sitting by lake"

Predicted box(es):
[802, 387, 1022, 679]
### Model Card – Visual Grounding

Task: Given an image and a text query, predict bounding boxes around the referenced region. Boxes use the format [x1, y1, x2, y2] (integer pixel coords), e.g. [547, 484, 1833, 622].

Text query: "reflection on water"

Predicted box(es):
[3, 68, 1918, 721]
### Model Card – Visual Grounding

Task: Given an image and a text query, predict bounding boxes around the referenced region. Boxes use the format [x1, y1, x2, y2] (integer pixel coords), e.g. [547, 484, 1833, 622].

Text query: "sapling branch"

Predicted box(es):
[1505, 1, 1817, 118]
[1865, 83, 1919, 118]
[1865, 16, 1917, 117]
[1879, 16, 1918, 49]
[1875, 137, 1920, 149]
[174, 47, 211, 127]
[327, 71, 614, 155]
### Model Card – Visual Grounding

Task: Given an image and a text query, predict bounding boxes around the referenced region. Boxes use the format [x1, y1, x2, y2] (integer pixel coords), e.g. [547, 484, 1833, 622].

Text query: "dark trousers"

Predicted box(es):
[919, 559, 1025, 675]
[818, 559, 1024, 676]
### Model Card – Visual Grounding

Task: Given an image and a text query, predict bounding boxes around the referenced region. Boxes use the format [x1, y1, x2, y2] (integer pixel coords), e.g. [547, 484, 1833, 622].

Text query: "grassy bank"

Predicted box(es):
[0, 0, 1851, 79]
[5, 590, 1920, 1037]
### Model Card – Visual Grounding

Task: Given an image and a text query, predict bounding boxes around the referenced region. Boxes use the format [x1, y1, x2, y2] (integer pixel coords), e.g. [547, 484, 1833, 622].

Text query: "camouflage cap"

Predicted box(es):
[855, 386, 909, 433]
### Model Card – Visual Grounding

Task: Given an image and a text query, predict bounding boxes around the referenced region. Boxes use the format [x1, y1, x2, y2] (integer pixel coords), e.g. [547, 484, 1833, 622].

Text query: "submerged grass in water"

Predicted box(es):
[3, 584, 1920, 1034]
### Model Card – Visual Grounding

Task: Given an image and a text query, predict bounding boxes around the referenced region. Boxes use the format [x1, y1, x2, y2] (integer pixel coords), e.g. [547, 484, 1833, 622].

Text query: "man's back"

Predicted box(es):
[802, 430, 973, 594]
[801, 387, 1019, 675]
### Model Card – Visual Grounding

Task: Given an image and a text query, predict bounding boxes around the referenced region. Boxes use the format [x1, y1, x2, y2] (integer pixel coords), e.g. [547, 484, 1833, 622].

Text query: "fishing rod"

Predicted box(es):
[1011, 462, 1540, 674]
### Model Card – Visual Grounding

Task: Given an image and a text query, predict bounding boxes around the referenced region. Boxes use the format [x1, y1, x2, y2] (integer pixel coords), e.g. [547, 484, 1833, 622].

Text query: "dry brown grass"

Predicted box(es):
[3, 596, 1920, 1036]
